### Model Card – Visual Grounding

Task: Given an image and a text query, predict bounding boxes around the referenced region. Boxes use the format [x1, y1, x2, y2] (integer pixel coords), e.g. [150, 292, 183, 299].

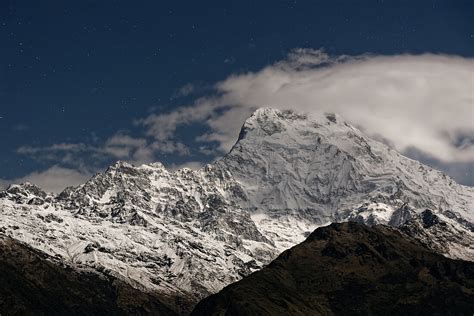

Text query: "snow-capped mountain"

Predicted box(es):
[217, 108, 474, 257]
[0, 164, 277, 313]
[1, 108, 473, 312]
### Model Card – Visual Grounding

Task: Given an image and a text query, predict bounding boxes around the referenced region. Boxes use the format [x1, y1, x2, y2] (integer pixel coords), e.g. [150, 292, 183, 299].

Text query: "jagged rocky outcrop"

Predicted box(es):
[0, 164, 277, 312]
[0, 108, 473, 313]
[400, 209, 474, 259]
[192, 222, 474, 316]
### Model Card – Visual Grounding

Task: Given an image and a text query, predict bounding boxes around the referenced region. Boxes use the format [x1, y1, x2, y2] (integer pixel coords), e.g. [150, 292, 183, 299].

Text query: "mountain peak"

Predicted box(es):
[108, 160, 134, 170]
[247, 107, 344, 126]
[5, 182, 47, 197]
[237, 107, 353, 144]
[245, 107, 308, 126]
[222, 108, 474, 238]
[237, 108, 307, 142]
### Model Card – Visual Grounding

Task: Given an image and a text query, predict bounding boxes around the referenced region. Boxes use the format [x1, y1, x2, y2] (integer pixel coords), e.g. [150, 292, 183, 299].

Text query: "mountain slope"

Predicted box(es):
[0, 108, 473, 311]
[0, 234, 180, 315]
[192, 222, 474, 316]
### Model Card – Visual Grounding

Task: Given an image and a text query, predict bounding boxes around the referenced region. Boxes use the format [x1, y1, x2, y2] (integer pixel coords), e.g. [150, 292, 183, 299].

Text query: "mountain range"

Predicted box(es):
[1, 108, 473, 314]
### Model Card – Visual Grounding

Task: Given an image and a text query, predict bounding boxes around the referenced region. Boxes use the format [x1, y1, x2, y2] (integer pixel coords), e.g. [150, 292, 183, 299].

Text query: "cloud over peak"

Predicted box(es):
[144, 49, 474, 164]
[8, 49, 474, 188]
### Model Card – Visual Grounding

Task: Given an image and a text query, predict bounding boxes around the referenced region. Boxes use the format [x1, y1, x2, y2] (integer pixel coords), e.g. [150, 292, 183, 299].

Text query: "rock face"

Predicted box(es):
[0, 108, 473, 312]
[192, 222, 474, 316]
[0, 234, 180, 315]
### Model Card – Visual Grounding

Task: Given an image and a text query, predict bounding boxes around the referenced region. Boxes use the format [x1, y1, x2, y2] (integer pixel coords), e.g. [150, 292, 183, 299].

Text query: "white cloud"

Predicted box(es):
[168, 161, 204, 171]
[140, 49, 474, 164]
[0, 166, 91, 193]
[17, 143, 93, 155]
[102, 133, 151, 163]
[16, 132, 191, 170]
[150, 141, 190, 156]
[136, 100, 220, 141]
[10, 49, 474, 188]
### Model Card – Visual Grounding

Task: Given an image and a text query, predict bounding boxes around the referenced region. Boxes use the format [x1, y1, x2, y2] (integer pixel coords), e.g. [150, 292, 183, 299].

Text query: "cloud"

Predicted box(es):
[102, 133, 152, 163]
[17, 143, 99, 167]
[149, 141, 190, 156]
[0, 179, 10, 190]
[17, 132, 191, 169]
[136, 100, 220, 142]
[403, 147, 474, 187]
[11, 49, 474, 187]
[175, 83, 196, 97]
[168, 161, 204, 171]
[17, 143, 94, 156]
[140, 49, 474, 166]
[0, 166, 91, 193]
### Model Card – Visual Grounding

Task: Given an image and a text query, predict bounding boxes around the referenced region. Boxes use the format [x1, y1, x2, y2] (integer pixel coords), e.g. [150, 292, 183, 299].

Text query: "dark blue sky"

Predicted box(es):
[0, 0, 473, 185]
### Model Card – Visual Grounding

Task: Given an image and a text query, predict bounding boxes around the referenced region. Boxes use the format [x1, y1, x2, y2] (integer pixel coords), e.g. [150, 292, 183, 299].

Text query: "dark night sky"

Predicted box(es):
[0, 0, 473, 190]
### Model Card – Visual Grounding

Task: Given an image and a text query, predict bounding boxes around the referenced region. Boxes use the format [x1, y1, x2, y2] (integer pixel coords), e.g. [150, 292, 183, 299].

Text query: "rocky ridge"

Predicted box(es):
[192, 222, 474, 316]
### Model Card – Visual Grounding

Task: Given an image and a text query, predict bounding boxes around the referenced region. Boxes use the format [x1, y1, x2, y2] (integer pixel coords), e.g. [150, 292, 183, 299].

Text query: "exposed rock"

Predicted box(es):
[192, 222, 474, 316]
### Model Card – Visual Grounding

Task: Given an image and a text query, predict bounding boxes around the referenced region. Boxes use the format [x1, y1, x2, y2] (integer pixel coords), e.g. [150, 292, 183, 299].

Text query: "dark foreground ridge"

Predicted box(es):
[0, 234, 185, 316]
[192, 222, 474, 316]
